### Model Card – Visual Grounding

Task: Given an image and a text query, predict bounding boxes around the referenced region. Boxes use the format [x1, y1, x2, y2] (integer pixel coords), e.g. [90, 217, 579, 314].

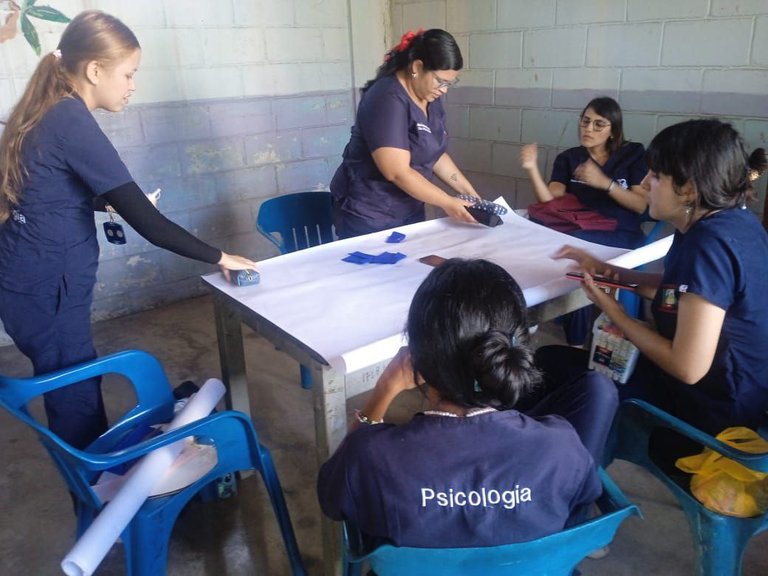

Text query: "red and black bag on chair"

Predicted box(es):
[528, 194, 618, 233]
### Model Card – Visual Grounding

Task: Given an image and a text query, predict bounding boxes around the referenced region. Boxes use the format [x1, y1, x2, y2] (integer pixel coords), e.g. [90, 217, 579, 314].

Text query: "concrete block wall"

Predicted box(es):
[0, 0, 357, 323]
[391, 0, 768, 211]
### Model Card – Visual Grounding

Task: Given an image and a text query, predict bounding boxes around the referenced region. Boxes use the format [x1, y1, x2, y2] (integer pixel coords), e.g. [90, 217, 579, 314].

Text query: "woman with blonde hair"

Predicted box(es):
[0, 11, 256, 448]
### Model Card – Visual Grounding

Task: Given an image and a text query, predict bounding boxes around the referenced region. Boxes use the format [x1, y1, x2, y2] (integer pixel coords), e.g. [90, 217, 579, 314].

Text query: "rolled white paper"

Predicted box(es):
[61, 378, 226, 576]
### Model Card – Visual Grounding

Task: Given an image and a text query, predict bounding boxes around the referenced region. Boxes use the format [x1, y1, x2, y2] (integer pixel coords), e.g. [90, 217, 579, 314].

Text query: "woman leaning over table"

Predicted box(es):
[331, 28, 481, 239]
[0, 11, 256, 450]
[537, 119, 768, 467]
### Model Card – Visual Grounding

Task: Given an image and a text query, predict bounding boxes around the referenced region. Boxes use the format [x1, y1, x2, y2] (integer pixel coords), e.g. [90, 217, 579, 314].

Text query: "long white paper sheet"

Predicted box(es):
[61, 378, 226, 576]
[203, 198, 670, 374]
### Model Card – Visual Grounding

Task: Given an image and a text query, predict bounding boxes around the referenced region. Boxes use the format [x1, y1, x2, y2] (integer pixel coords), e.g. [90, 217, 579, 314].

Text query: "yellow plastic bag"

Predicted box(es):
[675, 427, 768, 518]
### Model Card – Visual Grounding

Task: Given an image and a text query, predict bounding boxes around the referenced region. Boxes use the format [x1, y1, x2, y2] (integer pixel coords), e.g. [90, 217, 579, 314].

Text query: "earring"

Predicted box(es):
[411, 72, 417, 78]
[685, 206, 693, 216]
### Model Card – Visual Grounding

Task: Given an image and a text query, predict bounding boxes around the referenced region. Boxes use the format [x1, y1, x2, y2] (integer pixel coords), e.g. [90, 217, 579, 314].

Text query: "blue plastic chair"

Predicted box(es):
[0, 350, 306, 576]
[343, 468, 640, 576]
[608, 398, 768, 576]
[256, 190, 335, 255]
[256, 191, 336, 388]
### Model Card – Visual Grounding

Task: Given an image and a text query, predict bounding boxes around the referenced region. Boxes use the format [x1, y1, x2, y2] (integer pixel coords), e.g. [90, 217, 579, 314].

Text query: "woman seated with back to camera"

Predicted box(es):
[537, 119, 768, 466]
[317, 259, 618, 548]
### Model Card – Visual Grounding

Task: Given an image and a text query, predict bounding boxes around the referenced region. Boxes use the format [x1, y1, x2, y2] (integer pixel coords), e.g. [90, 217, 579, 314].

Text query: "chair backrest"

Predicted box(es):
[256, 191, 335, 254]
[344, 468, 640, 576]
[0, 350, 176, 504]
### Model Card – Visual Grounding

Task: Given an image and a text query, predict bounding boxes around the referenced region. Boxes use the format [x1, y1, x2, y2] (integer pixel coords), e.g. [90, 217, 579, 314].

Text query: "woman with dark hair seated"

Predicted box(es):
[539, 119, 768, 466]
[317, 259, 618, 547]
[331, 29, 481, 239]
[520, 96, 649, 346]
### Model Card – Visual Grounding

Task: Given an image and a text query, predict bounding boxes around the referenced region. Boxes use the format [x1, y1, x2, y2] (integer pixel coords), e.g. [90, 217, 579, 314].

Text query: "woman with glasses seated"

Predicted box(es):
[331, 29, 481, 239]
[519, 97, 649, 345]
[317, 259, 618, 548]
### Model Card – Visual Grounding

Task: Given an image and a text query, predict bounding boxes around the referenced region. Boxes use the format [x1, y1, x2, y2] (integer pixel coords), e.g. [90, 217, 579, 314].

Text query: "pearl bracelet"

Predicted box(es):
[355, 410, 383, 425]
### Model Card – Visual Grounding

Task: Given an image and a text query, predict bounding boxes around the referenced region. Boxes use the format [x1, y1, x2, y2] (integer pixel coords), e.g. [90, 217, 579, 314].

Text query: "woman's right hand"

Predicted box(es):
[519, 143, 539, 171]
[441, 195, 478, 224]
[552, 245, 609, 276]
[218, 252, 259, 283]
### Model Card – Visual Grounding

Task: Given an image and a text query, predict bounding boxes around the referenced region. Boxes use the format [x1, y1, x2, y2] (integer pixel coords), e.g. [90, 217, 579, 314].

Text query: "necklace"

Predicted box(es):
[422, 407, 497, 418]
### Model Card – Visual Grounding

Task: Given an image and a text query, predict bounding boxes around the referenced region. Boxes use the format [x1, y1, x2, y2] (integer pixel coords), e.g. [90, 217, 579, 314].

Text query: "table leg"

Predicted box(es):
[212, 292, 252, 418]
[311, 362, 348, 576]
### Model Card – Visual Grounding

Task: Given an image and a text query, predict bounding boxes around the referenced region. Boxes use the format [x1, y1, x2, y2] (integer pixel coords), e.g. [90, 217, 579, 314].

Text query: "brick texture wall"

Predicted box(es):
[391, 0, 768, 211]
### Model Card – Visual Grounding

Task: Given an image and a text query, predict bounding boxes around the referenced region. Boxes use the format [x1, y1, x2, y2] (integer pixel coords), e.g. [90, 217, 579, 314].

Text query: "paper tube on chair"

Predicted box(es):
[61, 378, 226, 576]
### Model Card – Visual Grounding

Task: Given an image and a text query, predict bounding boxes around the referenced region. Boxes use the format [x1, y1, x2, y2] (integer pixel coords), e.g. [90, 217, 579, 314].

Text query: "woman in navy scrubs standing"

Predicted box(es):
[331, 29, 481, 239]
[0, 11, 257, 449]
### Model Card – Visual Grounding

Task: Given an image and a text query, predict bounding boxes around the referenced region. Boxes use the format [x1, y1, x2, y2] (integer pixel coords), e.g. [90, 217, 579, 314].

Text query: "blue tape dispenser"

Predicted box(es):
[232, 269, 260, 287]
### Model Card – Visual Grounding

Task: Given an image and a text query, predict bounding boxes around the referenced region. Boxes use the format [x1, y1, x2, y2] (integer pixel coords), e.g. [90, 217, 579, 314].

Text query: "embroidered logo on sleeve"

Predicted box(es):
[415, 122, 432, 134]
[421, 484, 532, 510]
[658, 285, 678, 313]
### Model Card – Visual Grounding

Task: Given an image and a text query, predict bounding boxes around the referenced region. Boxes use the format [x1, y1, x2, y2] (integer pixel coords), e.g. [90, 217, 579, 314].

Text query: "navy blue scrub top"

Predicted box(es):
[550, 142, 647, 243]
[650, 207, 768, 432]
[0, 96, 133, 295]
[331, 74, 448, 230]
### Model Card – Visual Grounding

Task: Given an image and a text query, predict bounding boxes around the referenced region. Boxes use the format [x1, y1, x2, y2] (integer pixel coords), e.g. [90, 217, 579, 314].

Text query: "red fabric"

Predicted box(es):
[528, 195, 618, 233]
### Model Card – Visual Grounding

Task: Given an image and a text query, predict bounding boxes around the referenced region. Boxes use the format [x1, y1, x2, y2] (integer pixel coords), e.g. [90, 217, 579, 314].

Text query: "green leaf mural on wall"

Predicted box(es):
[0, 0, 70, 56]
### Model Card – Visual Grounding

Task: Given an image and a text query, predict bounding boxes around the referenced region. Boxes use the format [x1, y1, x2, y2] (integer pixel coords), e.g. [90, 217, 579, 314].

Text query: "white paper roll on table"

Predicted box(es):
[61, 378, 225, 576]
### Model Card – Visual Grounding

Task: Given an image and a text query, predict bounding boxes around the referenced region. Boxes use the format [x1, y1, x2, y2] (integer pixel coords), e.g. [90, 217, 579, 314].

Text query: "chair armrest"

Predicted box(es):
[255, 222, 286, 253]
[620, 399, 768, 473]
[3, 350, 172, 412]
[73, 410, 257, 472]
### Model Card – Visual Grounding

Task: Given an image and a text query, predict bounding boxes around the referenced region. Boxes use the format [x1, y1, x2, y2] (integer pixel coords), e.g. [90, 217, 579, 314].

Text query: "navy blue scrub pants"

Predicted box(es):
[0, 278, 107, 449]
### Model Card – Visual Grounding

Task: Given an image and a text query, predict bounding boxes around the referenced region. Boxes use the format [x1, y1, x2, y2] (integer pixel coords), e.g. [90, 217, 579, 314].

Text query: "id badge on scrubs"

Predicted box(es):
[103, 209, 126, 245]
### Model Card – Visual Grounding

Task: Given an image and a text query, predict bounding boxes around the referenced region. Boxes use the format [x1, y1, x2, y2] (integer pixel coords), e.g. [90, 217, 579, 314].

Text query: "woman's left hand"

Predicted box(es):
[580, 271, 623, 316]
[574, 160, 612, 191]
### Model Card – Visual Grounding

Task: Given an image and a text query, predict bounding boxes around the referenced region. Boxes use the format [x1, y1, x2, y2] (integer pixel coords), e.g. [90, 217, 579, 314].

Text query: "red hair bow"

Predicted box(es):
[394, 28, 424, 53]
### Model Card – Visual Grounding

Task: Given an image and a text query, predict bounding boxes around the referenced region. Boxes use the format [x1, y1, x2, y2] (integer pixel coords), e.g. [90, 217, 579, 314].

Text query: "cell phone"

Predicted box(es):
[465, 206, 503, 227]
[419, 255, 447, 267]
[565, 271, 638, 291]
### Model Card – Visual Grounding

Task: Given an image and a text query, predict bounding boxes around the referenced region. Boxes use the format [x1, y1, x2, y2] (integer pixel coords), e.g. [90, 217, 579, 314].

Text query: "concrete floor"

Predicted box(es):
[1, 294, 767, 575]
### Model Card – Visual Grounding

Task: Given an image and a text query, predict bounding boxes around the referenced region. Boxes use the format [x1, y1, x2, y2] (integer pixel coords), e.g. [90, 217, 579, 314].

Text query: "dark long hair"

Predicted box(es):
[645, 119, 767, 210]
[361, 29, 463, 93]
[581, 96, 624, 154]
[407, 259, 542, 409]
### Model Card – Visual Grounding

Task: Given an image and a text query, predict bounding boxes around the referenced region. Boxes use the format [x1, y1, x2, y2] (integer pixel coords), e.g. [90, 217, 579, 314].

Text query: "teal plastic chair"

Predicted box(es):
[343, 468, 640, 576]
[0, 350, 306, 576]
[256, 191, 336, 388]
[608, 398, 768, 576]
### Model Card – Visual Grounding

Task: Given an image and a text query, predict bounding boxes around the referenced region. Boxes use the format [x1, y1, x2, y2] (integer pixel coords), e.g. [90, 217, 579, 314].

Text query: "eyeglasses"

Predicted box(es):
[579, 117, 611, 132]
[431, 71, 460, 89]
